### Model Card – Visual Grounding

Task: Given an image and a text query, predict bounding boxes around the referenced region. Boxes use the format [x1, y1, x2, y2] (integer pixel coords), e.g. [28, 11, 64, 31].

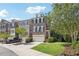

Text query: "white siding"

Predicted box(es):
[33, 26, 36, 32]
[41, 17, 44, 23]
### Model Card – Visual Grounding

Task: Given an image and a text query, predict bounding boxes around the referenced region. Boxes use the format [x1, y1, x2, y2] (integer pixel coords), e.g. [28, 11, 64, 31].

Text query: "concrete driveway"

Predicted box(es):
[0, 42, 50, 56]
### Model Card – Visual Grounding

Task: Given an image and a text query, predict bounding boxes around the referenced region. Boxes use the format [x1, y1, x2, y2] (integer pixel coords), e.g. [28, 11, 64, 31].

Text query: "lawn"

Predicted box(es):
[32, 42, 70, 56]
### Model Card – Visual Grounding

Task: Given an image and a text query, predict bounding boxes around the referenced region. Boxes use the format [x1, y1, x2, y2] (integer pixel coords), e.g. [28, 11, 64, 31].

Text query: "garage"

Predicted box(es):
[33, 35, 45, 42]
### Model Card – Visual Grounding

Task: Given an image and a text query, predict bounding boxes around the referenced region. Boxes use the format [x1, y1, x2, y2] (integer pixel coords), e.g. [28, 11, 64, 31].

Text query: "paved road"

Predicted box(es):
[0, 46, 17, 56]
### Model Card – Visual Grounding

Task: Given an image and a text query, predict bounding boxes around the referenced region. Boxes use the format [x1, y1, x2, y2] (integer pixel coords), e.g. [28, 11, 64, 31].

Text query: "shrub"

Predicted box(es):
[26, 37, 33, 43]
[73, 41, 79, 49]
[48, 37, 56, 42]
[65, 35, 72, 42]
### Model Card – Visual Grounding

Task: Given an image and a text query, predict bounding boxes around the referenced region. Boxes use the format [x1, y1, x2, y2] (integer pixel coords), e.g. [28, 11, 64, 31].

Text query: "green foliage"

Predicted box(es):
[72, 40, 79, 49]
[48, 4, 79, 42]
[64, 34, 72, 42]
[15, 27, 27, 37]
[48, 37, 58, 42]
[75, 41, 79, 49]
[26, 37, 33, 43]
[0, 32, 10, 39]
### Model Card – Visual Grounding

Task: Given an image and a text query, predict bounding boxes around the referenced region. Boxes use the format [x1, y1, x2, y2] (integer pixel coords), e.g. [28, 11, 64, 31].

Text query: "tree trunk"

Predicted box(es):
[72, 31, 78, 42]
[63, 35, 66, 42]
[71, 34, 74, 43]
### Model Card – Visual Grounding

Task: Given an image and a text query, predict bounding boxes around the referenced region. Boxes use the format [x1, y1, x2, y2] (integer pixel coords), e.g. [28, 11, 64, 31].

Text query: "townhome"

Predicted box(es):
[0, 19, 11, 33]
[29, 14, 50, 42]
[0, 19, 16, 39]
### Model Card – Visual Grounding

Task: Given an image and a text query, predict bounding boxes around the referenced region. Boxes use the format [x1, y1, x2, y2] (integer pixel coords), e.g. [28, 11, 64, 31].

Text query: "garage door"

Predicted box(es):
[33, 35, 45, 42]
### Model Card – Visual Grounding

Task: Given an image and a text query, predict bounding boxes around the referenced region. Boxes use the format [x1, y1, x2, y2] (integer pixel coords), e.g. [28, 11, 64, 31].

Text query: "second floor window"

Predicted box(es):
[36, 19, 37, 23]
[39, 18, 41, 23]
[41, 26, 44, 32]
[33, 26, 44, 32]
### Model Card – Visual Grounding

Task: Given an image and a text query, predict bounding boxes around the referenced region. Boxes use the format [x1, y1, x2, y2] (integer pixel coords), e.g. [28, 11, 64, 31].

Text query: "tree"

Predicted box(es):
[48, 3, 79, 42]
[15, 27, 27, 38]
[0, 32, 10, 43]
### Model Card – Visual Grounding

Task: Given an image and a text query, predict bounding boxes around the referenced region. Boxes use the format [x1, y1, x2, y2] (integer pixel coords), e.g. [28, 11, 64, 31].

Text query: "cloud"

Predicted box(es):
[6, 17, 21, 22]
[10, 18, 21, 20]
[25, 6, 46, 14]
[10, 17, 21, 20]
[0, 9, 8, 17]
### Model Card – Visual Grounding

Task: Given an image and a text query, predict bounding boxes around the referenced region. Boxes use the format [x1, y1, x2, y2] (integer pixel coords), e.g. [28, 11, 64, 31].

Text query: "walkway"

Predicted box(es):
[0, 42, 50, 56]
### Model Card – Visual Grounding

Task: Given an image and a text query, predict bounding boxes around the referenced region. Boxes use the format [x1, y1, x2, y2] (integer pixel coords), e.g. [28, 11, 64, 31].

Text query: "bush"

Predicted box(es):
[73, 41, 79, 49]
[48, 37, 56, 42]
[65, 35, 72, 42]
[26, 37, 33, 43]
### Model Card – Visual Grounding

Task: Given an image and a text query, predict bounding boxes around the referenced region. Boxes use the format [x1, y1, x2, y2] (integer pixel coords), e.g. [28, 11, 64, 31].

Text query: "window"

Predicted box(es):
[36, 19, 37, 23]
[37, 18, 39, 23]
[35, 26, 37, 32]
[33, 26, 38, 32]
[37, 26, 39, 32]
[39, 18, 41, 23]
[11, 30, 15, 33]
[39, 26, 41, 32]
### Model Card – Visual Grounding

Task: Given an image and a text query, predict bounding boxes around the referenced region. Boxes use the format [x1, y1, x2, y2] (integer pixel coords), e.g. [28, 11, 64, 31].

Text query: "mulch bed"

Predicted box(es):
[63, 44, 79, 56]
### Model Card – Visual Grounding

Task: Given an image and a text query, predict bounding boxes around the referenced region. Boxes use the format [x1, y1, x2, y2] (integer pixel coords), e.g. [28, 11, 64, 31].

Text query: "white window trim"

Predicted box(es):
[41, 17, 43, 23]
[41, 26, 44, 32]
[33, 26, 36, 32]
[37, 26, 39, 32]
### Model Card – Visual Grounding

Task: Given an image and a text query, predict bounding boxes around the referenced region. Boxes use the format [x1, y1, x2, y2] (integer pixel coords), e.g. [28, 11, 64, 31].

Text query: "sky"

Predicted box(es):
[0, 3, 52, 21]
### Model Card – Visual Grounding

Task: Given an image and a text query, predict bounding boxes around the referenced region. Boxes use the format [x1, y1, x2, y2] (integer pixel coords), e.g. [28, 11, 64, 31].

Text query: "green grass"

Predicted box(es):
[32, 42, 69, 56]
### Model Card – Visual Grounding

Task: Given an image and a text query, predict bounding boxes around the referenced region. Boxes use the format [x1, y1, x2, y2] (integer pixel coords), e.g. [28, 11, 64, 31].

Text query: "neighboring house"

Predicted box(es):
[0, 19, 11, 33]
[0, 19, 16, 40]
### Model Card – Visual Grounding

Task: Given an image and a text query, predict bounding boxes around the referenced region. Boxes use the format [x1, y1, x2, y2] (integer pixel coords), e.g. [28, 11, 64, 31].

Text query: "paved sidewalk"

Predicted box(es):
[0, 42, 50, 56]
